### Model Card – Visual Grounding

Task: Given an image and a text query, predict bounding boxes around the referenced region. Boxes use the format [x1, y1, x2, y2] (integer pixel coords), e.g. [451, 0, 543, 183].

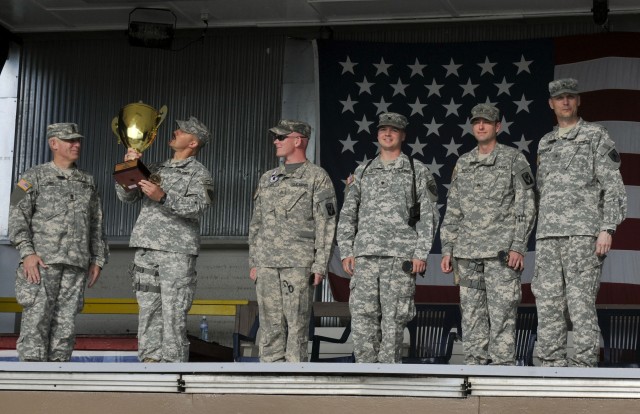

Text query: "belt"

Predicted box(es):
[132, 264, 159, 276]
[458, 278, 486, 291]
[456, 258, 484, 273]
[134, 282, 161, 293]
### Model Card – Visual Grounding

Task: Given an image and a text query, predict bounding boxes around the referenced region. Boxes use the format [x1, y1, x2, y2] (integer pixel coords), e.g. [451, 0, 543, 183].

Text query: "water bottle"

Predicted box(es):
[199, 316, 209, 341]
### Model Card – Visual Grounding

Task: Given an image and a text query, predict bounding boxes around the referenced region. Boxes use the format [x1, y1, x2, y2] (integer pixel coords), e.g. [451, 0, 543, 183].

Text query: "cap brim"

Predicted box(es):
[378, 122, 405, 129]
[470, 116, 497, 122]
[57, 133, 84, 140]
[269, 127, 290, 135]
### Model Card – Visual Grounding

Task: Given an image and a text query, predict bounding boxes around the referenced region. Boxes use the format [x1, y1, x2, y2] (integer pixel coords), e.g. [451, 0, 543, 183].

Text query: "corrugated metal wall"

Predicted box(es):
[13, 30, 285, 239]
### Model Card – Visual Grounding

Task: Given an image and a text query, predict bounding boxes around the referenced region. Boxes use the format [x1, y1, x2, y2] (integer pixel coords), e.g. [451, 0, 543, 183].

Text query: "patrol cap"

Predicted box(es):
[470, 104, 500, 122]
[549, 78, 579, 97]
[269, 120, 311, 137]
[46, 123, 84, 140]
[176, 116, 210, 146]
[378, 112, 408, 130]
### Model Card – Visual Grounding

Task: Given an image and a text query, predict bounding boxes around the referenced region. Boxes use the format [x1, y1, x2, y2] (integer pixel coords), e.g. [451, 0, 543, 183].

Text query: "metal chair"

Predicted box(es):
[310, 273, 354, 362]
[402, 304, 462, 364]
[232, 314, 260, 362]
[597, 308, 640, 367]
[515, 306, 538, 366]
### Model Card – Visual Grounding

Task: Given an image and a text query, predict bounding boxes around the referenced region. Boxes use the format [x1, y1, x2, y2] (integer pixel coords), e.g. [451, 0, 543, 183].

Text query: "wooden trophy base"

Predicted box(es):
[113, 159, 151, 192]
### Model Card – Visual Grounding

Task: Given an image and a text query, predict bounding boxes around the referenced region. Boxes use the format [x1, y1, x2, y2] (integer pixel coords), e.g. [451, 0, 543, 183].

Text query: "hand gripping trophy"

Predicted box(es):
[112, 102, 167, 191]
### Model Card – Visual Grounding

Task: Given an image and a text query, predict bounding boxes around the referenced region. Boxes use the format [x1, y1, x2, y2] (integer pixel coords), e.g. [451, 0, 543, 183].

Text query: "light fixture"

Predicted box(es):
[591, 0, 609, 26]
[128, 8, 176, 50]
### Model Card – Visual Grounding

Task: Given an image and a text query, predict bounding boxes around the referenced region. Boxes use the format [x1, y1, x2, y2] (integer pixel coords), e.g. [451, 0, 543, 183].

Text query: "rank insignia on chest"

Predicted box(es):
[17, 178, 32, 192]
[269, 172, 280, 183]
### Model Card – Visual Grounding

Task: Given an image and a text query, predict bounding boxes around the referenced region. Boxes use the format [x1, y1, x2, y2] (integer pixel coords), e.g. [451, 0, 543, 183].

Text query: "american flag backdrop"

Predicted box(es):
[317, 32, 640, 305]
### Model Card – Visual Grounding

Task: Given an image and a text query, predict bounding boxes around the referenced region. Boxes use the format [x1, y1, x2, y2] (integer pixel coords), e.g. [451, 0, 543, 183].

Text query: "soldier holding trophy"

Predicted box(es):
[114, 103, 214, 362]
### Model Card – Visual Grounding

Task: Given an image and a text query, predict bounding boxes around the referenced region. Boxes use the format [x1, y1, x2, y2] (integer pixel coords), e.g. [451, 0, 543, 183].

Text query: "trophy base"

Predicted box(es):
[113, 159, 151, 192]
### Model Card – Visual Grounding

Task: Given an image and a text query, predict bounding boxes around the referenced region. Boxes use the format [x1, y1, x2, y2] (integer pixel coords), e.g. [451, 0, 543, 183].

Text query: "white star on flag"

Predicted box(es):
[514, 135, 532, 153]
[340, 134, 358, 153]
[408, 97, 427, 116]
[340, 95, 357, 113]
[427, 158, 444, 177]
[425, 79, 444, 97]
[498, 116, 513, 135]
[443, 138, 463, 157]
[407, 58, 426, 77]
[391, 78, 409, 96]
[356, 76, 374, 95]
[458, 117, 474, 137]
[495, 77, 514, 96]
[478, 56, 496, 76]
[513, 55, 532, 74]
[514, 94, 532, 113]
[424, 118, 443, 136]
[339, 56, 357, 74]
[373, 96, 391, 114]
[355, 115, 373, 133]
[443, 58, 462, 77]
[373, 57, 392, 76]
[460, 78, 479, 97]
[443, 98, 462, 117]
[408, 137, 427, 156]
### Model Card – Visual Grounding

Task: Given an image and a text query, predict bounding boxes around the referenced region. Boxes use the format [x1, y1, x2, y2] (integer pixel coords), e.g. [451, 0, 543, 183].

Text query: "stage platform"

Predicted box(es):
[1, 362, 639, 414]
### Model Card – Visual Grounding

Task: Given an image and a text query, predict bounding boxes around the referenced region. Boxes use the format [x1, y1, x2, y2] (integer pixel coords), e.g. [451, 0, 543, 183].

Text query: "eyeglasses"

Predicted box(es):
[273, 134, 305, 141]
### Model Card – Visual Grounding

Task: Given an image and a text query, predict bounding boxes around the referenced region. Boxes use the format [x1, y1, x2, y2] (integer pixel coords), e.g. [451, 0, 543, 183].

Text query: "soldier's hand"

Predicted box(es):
[507, 251, 525, 271]
[138, 180, 165, 202]
[441, 255, 453, 274]
[342, 257, 355, 276]
[249, 267, 257, 282]
[596, 231, 612, 256]
[22, 254, 48, 284]
[313, 273, 324, 286]
[87, 263, 102, 288]
[412, 259, 426, 274]
[124, 148, 142, 162]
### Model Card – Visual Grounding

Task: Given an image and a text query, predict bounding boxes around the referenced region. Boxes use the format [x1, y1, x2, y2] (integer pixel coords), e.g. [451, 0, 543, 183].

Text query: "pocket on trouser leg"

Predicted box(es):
[574, 254, 603, 297]
[394, 276, 416, 325]
[15, 266, 41, 308]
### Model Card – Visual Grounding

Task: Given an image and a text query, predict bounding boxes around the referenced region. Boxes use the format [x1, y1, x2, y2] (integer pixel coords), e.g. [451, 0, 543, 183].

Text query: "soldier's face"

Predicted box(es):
[549, 93, 580, 121]
[377, 126, 405, 152]
[273, 133, 302, 158]
[472, 119, 500, 144]
[170, 129, 198, 151]
[50, 137, 81, 162]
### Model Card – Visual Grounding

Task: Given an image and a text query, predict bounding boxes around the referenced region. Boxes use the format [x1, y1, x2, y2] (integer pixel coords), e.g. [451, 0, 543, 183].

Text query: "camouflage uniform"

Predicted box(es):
[440, 138, 536, 365]
[117, 117, 213, 362]
[534, 109, 627, 367]
[9, 123, 109, 362]
[249, 153, 337, 362]
[337, 148, 439, 363]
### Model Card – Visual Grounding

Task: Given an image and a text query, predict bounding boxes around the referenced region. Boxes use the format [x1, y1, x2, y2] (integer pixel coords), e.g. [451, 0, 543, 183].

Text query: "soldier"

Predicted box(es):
[337, 112, 439, 363]
[440, 104, 536, 365]
[534, 78, 627, 367]
[116, 116, 213, 363]
[249, 120, 337, 362]
[9, 123, 109, 362]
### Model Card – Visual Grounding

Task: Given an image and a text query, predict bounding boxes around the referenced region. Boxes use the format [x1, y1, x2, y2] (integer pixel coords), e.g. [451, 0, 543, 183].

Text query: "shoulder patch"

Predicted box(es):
[324, 201, 336, 218]
[17, 179, 32, 192]
[517, 169, 535, 189]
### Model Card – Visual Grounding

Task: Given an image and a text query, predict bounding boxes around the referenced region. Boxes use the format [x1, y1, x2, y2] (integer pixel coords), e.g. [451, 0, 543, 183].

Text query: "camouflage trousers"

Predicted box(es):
[456, 257, 521, 365]
[15, 263, 86, 362]
[255, 267, 314, 362]
[349, 256, 416, 363]
[132, 248, 197, 362]
[532, 236, 602, 367]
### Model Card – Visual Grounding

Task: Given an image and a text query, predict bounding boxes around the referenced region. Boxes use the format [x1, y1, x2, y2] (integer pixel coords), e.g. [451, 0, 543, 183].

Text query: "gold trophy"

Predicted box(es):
[111, 102, 167, 191]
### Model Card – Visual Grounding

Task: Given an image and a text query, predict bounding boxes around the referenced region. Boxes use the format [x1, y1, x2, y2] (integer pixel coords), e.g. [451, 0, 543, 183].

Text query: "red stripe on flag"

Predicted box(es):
[555, 33, 640, 64]
[522, 283, 640, 305]
[612, 218, 640, 251]
[620, 153, 640, 186]
[578, 90, 640, 124]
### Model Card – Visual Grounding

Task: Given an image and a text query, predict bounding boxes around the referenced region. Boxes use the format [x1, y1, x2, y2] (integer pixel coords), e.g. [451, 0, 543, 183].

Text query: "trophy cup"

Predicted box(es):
[112, 102, 167, 191]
